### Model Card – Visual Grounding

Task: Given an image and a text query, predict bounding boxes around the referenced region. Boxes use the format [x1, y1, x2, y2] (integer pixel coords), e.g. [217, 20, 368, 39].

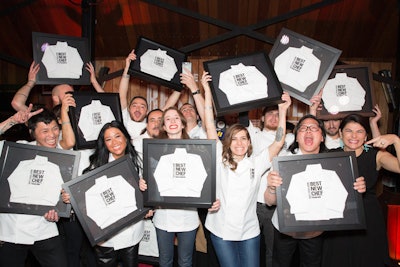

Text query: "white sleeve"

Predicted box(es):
[153, 155, 174, 193]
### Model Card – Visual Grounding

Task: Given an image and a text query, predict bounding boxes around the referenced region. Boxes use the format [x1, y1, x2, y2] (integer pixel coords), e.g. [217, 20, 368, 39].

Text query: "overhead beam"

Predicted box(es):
[141, 0, 341, 53]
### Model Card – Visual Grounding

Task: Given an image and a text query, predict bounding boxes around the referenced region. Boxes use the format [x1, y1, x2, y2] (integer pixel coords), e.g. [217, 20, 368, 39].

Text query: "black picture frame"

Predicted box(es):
[272, 151, 366, 233]
[317, 64, 376, 120]
[143, 139, 216, 208]
[68, 92, 123, 150]
[128, 36, 187, 91]
[32, 32, 90, 85]
[62, 155, 149, 246]
[203, 51, 283, 117]
[0, 141, 80, 217]
[269, 28, 342, 105]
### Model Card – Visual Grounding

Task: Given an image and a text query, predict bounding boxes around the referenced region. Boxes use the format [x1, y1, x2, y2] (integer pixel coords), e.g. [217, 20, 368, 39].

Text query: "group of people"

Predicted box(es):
[0, 49, 399, 267]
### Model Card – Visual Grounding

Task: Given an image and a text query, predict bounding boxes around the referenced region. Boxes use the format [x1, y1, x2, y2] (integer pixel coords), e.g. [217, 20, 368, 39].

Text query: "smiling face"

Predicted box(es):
[180, 104, 198, 125]
[32, 120, 60, 148]
[104, 127, 128, 159]
[340, 121, 367, 153]
[162, 109, 185, 139]
[230, 129, 251, 160]
[296, 118, 324, 154]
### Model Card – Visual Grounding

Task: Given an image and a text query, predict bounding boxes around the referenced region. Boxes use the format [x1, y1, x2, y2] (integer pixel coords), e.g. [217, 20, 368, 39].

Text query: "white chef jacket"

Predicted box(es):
[205, 141, 271, 241]
[0, 140, 60, 245]
[286, 164, 348, 220]
[251, 130, 294, 204]
[99, 154, 144, 250]
[140, 48, 178, 81]
[187, 124, 207, 139]
[85, 175, 137, 229]
[153, 148, 207, 197]
[219, 63, 268, 105]
[41, 41, 83, 79]
[325, 136, 342, 150]
[322, 73, 366, 114]
[8, 155, 63, 206]
[78, 100, 116, 141]
[274, 46, 321, 92]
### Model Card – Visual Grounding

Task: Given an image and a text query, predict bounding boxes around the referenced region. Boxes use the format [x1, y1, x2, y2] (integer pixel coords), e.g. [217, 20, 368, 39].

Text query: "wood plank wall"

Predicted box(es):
[95, 57, 393, 135]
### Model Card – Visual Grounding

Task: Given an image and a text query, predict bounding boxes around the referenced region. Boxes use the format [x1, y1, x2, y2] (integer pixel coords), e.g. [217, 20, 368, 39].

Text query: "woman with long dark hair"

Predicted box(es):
[82, 120, 143, 267]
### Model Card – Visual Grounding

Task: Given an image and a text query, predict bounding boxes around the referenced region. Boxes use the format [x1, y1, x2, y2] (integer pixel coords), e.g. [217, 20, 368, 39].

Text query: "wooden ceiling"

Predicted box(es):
[0, 0, 398, 71]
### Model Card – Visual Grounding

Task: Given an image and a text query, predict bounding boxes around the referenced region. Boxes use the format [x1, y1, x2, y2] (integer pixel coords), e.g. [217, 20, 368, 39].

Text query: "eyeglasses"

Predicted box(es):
[298, 124, 320, 132]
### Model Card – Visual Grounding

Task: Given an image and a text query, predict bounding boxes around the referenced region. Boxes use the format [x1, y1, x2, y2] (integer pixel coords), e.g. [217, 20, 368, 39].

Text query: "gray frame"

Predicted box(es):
[143, 139, 216, 208]
[269, 28, 342, 105]
[0, 141, 80, 217]
[272, 151, 366, 233]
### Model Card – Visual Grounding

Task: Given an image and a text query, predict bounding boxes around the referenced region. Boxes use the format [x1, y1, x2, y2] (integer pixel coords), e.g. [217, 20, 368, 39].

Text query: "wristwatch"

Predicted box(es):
[192, 89, 201, 95]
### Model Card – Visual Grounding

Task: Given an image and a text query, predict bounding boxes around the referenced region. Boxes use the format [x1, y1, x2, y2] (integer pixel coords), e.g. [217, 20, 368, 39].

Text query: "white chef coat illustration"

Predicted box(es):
[286, 164, 348, 221]
[7, 155, 63, 206]
[218, 63, 268, 105]
[140, 48, 178, 81]
[153, 148, 207, 197]
[322, 73, 366, 114]
[274, 46, 321, 92]
[85, 175, 137, 229]
[41, 41, 84, 79]
[78, 100, 116, 141]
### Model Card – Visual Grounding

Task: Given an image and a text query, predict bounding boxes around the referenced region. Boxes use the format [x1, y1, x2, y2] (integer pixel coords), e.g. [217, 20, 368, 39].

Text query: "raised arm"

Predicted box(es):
[162, 90, 182, 111]
[201, 72, 218, 141]
[119, 50, 136, 110]
[11, 62, 40, 112]
[58, 93, 76, 150]
[0, 104, 43, 135]
[369, 104, 382, 138]
[86, 62, 105, 93]
[267, 92, 291, 159]
[180, 70, 205, 121]
[308, 89, 322, 116]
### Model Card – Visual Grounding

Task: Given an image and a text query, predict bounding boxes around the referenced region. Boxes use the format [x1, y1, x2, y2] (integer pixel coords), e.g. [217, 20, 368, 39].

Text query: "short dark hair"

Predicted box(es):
[288, 114, 327, 154]
[28, 108, 58, 133]
[339, 114, 370, 134]
[129, 96, 148, 109]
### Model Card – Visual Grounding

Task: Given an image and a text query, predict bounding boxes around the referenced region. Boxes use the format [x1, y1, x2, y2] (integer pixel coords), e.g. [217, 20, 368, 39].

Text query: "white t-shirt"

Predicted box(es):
[325, 136, 341, 150]
[205, 141, 271, 241]
[140, 48, 178, 81]
[322, 73, 366, 114]
[154, 148, 207, 197]
[78, 100, 116, 141]
[274, 46, 321, 92]
[41, 41, 84, 79]
[286, 164, 348, 220]
[85, 175, 137, 229]
[8, 155, 63, 206]
[122, 108, 147, 142]
[219, 63, 268, 105]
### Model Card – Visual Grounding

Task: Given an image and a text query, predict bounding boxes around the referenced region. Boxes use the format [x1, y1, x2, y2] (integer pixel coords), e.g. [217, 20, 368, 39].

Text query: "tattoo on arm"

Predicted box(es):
[275, 127, 283, 142]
